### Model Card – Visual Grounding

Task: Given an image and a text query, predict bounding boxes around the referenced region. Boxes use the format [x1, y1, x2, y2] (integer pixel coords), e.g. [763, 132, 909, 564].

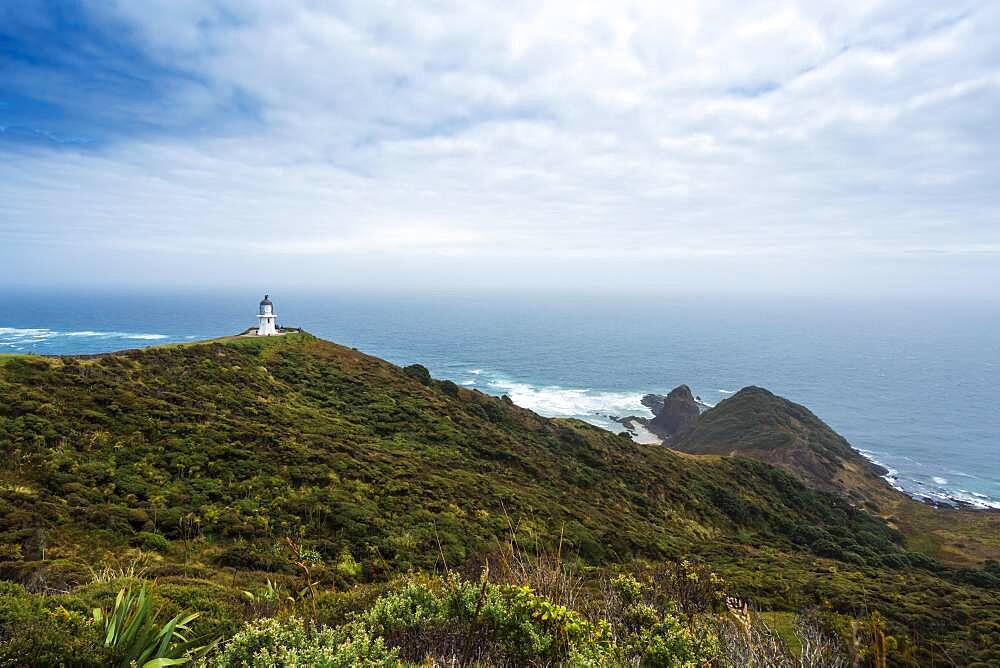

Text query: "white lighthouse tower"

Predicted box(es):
[257, 295, 278, 336]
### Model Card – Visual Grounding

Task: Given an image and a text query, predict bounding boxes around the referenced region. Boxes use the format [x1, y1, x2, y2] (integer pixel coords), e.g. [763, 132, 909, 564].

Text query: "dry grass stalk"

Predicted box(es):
[795, 612, 848, 668]
[719, 596, 792, 667]
[87, 551, 150, 583]
[487, 505, 584, 610]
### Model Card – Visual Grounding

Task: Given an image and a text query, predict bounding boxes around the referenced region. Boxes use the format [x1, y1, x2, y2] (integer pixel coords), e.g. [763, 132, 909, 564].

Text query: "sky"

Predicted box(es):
[1, 1, 999, 297]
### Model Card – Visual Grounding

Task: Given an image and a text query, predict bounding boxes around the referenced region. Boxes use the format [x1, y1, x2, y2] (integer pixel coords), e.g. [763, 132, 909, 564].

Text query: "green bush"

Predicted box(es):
[133, 531, 170, 553]
[212, 544, 293, 573]
[402, 364, 431, 386]
[603, 574, 720, 667]
[203, 616, 397, 667]
[205, 573, 721, 667]
[329, 573, 612, 665]
[0, 581, 109, 667]
[437, 379, 460, 396]
[479, 400, 505, 423]
[335, 549, 362, 580]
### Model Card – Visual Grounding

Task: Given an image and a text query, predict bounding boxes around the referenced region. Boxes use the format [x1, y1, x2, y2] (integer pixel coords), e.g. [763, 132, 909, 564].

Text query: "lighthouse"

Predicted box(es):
[257, 295, 278, 336]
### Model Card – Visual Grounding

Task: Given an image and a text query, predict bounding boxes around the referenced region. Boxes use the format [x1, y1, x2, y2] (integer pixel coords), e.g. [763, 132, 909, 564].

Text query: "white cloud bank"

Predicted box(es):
[2, 0, 999, 295]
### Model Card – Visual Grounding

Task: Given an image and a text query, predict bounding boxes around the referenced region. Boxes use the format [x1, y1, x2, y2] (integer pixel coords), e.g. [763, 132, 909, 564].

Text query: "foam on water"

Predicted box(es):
[0, 326, 170, 352]
[917, 487, 1000, 510]
[858, 449, 1000, 509]
[461, 372, 646, 429]
[65, 330, 167, 340]
[0, 327, 59, 338]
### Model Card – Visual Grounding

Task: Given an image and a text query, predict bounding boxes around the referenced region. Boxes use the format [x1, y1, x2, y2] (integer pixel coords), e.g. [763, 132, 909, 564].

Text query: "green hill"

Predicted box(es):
[672, 386, 894, 508]
[1, 333, 998, 664]
[672, 386, 1000, 567]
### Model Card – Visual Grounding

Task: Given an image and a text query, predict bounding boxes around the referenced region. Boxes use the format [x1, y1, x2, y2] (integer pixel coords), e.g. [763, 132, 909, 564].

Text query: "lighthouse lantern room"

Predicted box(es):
[257, 295, 278, 336]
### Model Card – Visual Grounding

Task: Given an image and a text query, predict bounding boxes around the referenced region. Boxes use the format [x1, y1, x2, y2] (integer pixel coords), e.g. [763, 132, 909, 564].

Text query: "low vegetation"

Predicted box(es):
[1, 333, 998, 664]
[2, 547, 857, 667]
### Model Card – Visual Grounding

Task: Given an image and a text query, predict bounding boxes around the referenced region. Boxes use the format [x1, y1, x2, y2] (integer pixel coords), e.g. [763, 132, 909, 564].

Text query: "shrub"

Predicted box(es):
[203, 616, 397, 667]
[480, 400, 505, 423]
[557, 426, 589, 449]
[905, 551, 937, 570]
[438, 379, 460, 396]
[812, 539, 844, 560]
[879, 553, 911, 569]
[841, 551, 867, 567]
[503, 582, 611, 664]
[212, 544, 292, 572]
[402, 364, 431, 386]
[641, 560, 725, 620]
[335, 549, 362, 580]
[601, 574, 720, 667]
[0, 581, 109, 667]
[340, 573, 717, 666]
[224, 574, 612, 666]
[465, 402, 490, 421]
[133, 531, 170, 553]
[709, 487, 749, 524]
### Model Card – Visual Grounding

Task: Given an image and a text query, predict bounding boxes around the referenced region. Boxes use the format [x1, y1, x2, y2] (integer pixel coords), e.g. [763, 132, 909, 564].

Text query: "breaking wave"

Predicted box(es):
[486, 378, 646, 426]
[0, 326, 170, 351]
[455, 370, 647, 430]
[65, 331, 167, 340]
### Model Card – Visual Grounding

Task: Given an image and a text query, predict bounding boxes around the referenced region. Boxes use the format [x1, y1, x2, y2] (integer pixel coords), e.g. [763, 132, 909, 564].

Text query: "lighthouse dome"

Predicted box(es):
[259, 295, 274, 315]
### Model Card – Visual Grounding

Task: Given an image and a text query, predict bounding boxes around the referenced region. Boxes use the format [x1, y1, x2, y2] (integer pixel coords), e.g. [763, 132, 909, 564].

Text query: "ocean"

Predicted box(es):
[3, 290, 999, 509]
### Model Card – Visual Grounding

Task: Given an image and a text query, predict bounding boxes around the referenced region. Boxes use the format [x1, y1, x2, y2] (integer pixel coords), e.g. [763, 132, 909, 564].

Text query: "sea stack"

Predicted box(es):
[648, 384, 700, 439]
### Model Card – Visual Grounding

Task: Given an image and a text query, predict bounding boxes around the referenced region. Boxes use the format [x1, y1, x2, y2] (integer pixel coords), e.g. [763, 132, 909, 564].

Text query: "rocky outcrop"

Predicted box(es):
[641, 393, 665, 416]
[647, 384, 700, 439]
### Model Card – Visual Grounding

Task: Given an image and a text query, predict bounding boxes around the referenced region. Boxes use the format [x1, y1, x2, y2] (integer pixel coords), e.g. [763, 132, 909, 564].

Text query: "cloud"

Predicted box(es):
[1, 0, 999, 295]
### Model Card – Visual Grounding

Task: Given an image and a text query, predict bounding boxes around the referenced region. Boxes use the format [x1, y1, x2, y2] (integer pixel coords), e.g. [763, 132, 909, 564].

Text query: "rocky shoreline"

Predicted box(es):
[613, 383, 998, 513]
[611, 384, 713, 444]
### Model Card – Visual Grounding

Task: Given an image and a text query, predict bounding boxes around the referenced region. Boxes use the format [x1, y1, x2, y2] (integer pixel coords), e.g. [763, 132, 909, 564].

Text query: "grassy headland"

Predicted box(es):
[672, 386, 1000, 567]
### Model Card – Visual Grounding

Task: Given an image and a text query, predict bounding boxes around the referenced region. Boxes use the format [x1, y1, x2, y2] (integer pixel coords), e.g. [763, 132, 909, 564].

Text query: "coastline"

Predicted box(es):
[607, 389, 1000, 513]
[4, 326, 999, 513]
[612, 415, 662, 445]
[856, 448, 1000, 511]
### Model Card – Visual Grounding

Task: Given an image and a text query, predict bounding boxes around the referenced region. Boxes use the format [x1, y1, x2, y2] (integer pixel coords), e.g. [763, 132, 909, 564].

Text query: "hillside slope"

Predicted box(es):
[1, 334, 901, 571]
[1, 334, 998, 663]
[672, 387, 892, 507]
[672, 386, 1000, 565]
